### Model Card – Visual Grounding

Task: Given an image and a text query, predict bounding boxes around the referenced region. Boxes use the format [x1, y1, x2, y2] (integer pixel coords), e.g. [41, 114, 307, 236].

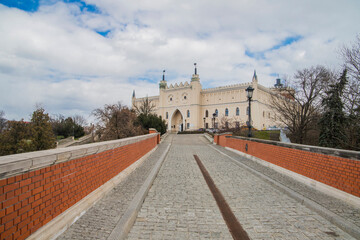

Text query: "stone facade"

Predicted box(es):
[132, 66, 280, 132]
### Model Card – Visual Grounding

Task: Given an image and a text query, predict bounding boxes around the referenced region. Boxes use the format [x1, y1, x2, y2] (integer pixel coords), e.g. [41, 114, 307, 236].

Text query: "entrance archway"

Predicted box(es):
[170, 109, 184, 132]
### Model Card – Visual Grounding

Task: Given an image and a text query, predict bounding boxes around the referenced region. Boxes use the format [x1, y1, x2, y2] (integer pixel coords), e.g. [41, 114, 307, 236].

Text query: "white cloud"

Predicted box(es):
[0, 0, 359, 121]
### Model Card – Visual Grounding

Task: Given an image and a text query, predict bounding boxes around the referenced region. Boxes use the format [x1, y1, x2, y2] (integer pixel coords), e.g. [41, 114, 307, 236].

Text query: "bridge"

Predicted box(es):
[0, 131, 359, 239]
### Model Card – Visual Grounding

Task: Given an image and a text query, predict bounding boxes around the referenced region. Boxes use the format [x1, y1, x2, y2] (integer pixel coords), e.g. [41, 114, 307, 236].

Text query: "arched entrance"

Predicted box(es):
[170, 109, 184, 132]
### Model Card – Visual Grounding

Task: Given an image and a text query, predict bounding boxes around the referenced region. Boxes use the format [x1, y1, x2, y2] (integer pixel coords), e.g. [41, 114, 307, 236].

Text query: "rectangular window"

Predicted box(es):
[187, 123, 190, 129]
[206, 123, 209, 128]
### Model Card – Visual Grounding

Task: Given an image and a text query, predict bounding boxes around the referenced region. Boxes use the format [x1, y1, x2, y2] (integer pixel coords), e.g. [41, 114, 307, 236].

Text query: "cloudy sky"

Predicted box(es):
[0, 0, 359, 122]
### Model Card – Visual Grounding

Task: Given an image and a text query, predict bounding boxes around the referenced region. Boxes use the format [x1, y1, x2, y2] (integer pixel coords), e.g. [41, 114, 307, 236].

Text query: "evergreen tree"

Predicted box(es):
[51, 115, 85, 139]
[137, 113, 167, 135]
[0, 120, 35, 156]
[319, 69, 348, 148]
[31, 107, 56, 150]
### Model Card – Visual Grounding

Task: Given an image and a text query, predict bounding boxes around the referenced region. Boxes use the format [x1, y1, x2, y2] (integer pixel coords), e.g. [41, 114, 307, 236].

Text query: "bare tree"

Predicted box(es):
[72, 114, 87, 127]
[341, 36, 360, 115]
[92, 102, 144, 141]
[133, 97, 156, 116]
[341, 35, 360, 149]
[271, 66, 332, 144]
[218, 115, 243, 130]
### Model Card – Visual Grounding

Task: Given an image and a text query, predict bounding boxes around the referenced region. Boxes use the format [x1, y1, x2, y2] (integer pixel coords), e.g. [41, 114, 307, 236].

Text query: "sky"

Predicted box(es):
[0, 0, 359, 122]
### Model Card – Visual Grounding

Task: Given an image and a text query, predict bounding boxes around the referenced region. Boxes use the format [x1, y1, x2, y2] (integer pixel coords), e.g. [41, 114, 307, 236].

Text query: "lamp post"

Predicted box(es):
[203, 117, 206, 129]
[212, 113, 216, 129]
[246, 86, 254, 137]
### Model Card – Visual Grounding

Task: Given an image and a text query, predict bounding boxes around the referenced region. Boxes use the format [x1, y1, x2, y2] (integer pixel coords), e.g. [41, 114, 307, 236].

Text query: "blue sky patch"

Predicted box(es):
[269, 35, 302, 51]
[96, 30, 111, 37]
[63, 0, 100, 13]
[246, 35, 303, 60]
[245, 50, 265, 60]
[0, 0, 40, 12]
[0, 0, 101, 13]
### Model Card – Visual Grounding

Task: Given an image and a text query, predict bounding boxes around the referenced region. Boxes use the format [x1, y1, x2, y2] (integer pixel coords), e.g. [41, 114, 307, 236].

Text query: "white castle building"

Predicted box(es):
[132, 64, 281, 132]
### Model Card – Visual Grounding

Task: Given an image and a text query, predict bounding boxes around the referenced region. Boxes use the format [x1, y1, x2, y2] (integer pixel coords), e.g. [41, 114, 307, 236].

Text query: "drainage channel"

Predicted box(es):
[193, 155, 250, 240]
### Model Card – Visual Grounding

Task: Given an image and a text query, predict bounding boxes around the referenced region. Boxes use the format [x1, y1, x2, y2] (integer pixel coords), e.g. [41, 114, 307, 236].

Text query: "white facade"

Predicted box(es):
[132, 66, 280, 132]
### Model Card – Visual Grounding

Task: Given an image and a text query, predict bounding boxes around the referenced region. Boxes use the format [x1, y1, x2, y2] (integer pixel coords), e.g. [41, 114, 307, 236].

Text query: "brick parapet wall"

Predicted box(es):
[214, 133, 232, 147]
[226, 136, 360, 198]
[149, 128, 160, 144]
[0, 133, 159, 240]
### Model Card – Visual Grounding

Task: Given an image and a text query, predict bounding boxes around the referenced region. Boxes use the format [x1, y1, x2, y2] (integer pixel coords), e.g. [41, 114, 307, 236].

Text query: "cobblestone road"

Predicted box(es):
[57, 135, 174, 240]
[57, 134, 358, 240]
[211, 144, 360, 229]
[127, 134, 356, 240]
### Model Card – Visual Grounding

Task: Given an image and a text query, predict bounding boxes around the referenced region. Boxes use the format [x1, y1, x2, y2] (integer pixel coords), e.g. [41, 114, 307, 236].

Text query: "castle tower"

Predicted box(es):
[159, 70, 167, 89]
[158, 70, 167, 122]
[190, 63, 202, 130]
[191, 63, 200, 82]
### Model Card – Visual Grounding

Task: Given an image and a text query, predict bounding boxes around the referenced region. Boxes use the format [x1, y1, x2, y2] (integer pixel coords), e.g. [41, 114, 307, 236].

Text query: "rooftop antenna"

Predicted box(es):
[194, 63, 197, 75]
[162, 70, 165, 81]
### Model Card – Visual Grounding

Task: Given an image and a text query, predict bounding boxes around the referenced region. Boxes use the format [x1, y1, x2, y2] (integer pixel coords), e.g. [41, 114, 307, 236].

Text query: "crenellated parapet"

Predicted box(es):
[202, 82, 252, 93]
[166, 81, 190, 90]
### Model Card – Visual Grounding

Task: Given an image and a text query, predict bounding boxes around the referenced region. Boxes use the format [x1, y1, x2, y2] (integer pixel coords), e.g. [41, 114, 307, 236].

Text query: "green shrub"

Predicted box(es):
[177, 130, 205, 134]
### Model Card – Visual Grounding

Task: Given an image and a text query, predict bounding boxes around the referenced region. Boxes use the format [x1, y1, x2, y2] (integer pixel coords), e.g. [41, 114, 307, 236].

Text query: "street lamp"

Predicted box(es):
[246, 86, 254, 137]
[203, 117, 206, 129]
[212, 113, 216, 129]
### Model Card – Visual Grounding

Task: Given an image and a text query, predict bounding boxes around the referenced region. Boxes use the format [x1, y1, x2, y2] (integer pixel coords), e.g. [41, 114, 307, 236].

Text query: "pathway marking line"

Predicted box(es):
[193, 154, 250, 240]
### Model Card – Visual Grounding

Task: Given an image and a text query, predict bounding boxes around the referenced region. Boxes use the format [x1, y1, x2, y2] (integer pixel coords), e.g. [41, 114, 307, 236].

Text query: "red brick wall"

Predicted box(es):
[217, 134, 232, 147]
[226, 137, 360, 198]
[213, 135, 219, 145]
[0, 135, 157, 240]
[148, 129, 160, 143]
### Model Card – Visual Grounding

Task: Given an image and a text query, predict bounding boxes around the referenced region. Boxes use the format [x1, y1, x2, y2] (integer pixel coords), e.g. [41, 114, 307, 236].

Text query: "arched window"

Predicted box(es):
[187, 110, 190, 118]
[215, 109, 218, 117]
[205, 110, 208, 118]
[225, 108, 229, 116]
[236, 107, 239, 116]
[166, 112, 168, 119]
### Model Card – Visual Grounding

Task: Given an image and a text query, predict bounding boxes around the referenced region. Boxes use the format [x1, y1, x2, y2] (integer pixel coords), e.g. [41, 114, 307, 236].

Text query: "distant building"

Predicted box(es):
[132, 64, 281, 132]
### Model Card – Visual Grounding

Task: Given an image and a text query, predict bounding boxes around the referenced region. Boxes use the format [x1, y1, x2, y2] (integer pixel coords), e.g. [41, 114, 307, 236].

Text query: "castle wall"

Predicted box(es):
[132, 72, 281, 131]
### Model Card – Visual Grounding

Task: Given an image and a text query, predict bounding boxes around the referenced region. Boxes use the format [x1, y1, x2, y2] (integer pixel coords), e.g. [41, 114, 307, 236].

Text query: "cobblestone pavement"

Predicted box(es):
[127, 134, 355, 240]
[57, 135, 175, 240]
[126, 135, 232, 240]
[211, 144, 360, 229]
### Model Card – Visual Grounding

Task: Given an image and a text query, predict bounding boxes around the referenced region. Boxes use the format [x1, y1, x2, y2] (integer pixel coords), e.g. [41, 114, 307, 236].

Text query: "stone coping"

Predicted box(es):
[0, 133, 158, 180]
[214, 132, 232, 136]
[227, 136, 360, 160]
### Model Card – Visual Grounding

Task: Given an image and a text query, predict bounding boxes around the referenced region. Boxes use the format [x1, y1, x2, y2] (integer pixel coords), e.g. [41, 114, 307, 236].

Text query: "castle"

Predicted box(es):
[132, 64, 280, 132]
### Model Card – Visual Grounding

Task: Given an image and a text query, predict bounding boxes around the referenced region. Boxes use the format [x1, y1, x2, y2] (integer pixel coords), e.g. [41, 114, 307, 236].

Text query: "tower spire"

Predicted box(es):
[252, 69, 258, 82]
[132, 89, 135, 98]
